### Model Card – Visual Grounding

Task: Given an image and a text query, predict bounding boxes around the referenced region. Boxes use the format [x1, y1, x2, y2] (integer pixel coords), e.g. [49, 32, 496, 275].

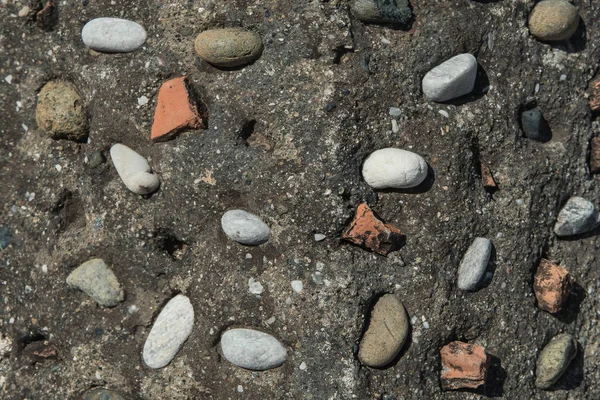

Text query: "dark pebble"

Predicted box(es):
[0, 226, 11, 250]
[521, 108, 551, 142]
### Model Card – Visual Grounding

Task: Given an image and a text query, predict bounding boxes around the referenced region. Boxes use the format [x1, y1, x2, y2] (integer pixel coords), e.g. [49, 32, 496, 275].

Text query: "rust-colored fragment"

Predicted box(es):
[440, 341, 490, 390]
[533, 259, 572, 314]
[589, 137, 600, 175]
[151, 76, 206, 142]
[23, 341, 58, 362]
[341, 203, 405, 256]
[589, 76, 600, 112]
[480, 162, 497, 190]
[36, 2, 58, 32]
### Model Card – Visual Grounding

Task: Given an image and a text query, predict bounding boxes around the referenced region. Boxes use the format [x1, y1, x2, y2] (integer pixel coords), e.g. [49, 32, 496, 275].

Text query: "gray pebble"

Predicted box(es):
[314, 233, 326, 242]
[82, 18, 147, 53]
[536, 333, 577, 389]
[457, 238, 493, 291]
[0, 226, 11, 250]
[388, 107, 402, 117]
[66, 259, 124, 307]
[220, 328, 287, 370]
[352, 0, 412, 26]
[422, 54, 478, 102]
[521, 108, 551, 142]
[554, 196, 600, 237]
[221, 210, 270, 245]
[143, 295, 194, 369]
[87, 150, 106, 169]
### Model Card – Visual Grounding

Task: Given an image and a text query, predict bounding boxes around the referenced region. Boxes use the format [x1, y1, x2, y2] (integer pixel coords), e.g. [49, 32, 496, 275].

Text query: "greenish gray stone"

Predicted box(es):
[535, 333, 577, 389]
[66, 259, 124, 307]
[0, 226, 10, 250]
[82, 388, 125, 400]
[352, 0, 412, 26]
[521, 108, 551, 142]
[36, 80, 88, 142]
[194, 28, 263, 68]
[88, 150, 106, 169]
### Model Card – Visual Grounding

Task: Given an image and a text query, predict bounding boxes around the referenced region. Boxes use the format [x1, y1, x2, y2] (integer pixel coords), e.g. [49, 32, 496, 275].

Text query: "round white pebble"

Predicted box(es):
[221, 210, 270, 245]
[362, 148, 428, 189]
[82, 18, 147, 53]
[110, 144, 159, 195]
[220, 328, 287, 370]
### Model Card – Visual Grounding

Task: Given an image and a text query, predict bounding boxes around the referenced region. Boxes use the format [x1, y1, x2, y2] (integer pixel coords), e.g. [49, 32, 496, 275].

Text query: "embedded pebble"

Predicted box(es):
[36, 80, 88, 142]
[362, 148, 428, 189]
[0, 226, 11, 250]
[18, 6, 30, 17]
[110, 144, 160, 195]
[194, 28, 263, 67]
[534, 259, 572, 314]
[66, 259, 124, 307]
[389, 107, 401, 117]
[352, 0, 412, 26]
[521, 108, 551, 142]
[220, 328, 287, 370]
[291, 280, 303, 293]
[422, 54, 478, 102]
[529, 0, 579, 42]
[457, 238, 493, 291]
[221, 210, 270, 245]
[81, 18, 147, 53]
[358, 294, 409, 367]
[314, 233, 326, 241]
[248, 278, 264, 295]
[536, 333, 578, 389]
[554, 196, 600, 237]
[143, 295, 194, 369]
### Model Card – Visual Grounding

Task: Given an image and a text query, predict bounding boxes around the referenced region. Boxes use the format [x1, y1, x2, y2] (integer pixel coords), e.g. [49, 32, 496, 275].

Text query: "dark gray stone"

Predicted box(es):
[352, 0, 412, 26]
[87, 150, 106, 169]
[521, 108, 552, 142]
[0, 226, 10, 250]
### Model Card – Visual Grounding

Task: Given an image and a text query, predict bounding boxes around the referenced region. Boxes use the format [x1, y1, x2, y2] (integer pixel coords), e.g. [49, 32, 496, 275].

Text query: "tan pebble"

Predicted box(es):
[194, 28, 263, 68]
[529, 0, 579, 42]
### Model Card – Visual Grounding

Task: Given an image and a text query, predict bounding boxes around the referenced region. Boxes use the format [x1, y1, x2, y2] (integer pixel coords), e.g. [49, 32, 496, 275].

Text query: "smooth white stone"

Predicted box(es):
[110, 144, 159, 195]
[554, 196, 600, 237]
[291, 280, 303, 293]
[221, 210, 270, 245]
[362, 148, 428, 189]
[457, 237, 492, 291]
[82, 18, 147, 53]
[221, 328, 287, 370]
[248, 278, 264, 295]
[422, 53, 478, 102]
[142, 295, 194, 369]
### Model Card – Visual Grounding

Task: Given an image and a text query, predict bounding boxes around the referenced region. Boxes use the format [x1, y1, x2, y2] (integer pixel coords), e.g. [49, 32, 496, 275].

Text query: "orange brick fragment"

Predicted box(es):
[590, 137, 600, 175]
[480, 162, 497, 190]
[151, 76, 205, 142]
[534, 259, 572, 314]
[341, 203, 405, 256]
[589, 76, 600, 112]
[441, 341, 490, 390]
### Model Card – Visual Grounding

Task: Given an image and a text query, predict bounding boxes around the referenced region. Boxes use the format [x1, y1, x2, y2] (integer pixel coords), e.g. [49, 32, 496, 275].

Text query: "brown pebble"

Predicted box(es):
[533, 259, 572, 314]
[480, 162, 497, 190]
[589, 76, 600, 112]
[589, 137, 600, 175]
[440, 341, 490, 390]
[23, 341, 58, 362]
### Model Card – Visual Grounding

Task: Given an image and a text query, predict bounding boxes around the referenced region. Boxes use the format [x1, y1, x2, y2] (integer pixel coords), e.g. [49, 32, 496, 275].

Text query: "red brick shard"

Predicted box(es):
[590, 137, 600, 175]
[151, 76, 206, 142]
[440, 341, 490, 391]
[534, 259, 572, 314]
[480, 162, 497, 189]
[589, 76, 600, 112]
[341, 203, 405, 256]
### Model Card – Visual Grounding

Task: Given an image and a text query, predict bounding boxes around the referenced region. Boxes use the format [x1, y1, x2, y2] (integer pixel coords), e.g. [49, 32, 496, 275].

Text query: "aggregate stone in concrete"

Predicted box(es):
[521, 108, 552, 142]
[81, 18, 147, 53]
[528, 0, 580, 42]
[535, 333, 578, 389]
[194, 28, 263, 68]
[110, 144, 160, 195]
[66, 258, 124, 307]
[362, 148, 428, 189]
[457, 237, 493, 291]
[220, 328, 287, 370]
[422, 53, 478, 102]
[35, 80, 88, 141]
[221, 210, 270, 245]
[352, 0, 412, 26]
[554, 196, 600, 237]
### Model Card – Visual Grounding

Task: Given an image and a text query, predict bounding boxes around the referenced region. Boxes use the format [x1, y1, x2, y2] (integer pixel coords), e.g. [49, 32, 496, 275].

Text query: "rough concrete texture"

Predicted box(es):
[0, 0, 599, 399]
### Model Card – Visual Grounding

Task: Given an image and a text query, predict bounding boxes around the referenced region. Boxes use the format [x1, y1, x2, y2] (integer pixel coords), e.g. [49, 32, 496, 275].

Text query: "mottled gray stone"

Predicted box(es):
[554, 196, 600, 237]
[536, 333, 577, 389]
[457, 238, 492, 291]
[352, 0, 412, 26]
[66, 259, 124, 307]
[521, 108, 551, 142]
[221, 210, 270, 245]
[220, 328, 287, 370]
[82, 18, 147, 53]
[362, 148, 428, 189]
[143, 295, 194, 369]
[422, 54, 478, 102]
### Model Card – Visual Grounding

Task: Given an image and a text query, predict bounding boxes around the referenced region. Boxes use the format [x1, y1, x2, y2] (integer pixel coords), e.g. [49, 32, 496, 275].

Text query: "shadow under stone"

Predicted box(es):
[554, 282, 587, 324]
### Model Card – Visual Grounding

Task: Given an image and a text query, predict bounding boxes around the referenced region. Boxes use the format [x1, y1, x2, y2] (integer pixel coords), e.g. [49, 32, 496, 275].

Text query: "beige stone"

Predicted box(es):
[194, 28, 263, 68]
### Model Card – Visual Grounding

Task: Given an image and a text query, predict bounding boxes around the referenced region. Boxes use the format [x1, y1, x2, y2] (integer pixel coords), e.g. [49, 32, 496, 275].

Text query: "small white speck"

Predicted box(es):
[248, 277, 264, 295]
[5, 75, 13, 84]
[423, 321, 430, 329]
[237, 385, 243, 393]
[41, 264, 48, 273]
[245, 253, 252, 259]
[516, 199, 524, 206]
[22, 124, 28, 131]
[381, 37, 391, 45]
[9, 318, 14, 324]
[314, 233, 326, 242]
[291, 280, 303, 293]
[410, 316, 418, 325]
[560, 74, 567, 81]
[137, 95, 149, 106]
[438, 110, 449, 118]
[389, 107, 401, 117]
[496, 232, 503, 238]
[55, 164, 62, 172]
[391, 119, 399, 134]
[299, 362, 307, 370]
[128, 305, 138, 314]
[209, 327, 215, 335]
[535, 83, 540, 93]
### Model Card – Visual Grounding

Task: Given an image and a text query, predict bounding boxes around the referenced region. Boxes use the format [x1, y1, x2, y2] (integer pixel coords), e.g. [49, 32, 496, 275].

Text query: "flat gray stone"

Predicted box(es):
[82, 18, 147, 53]
[422, 53, 478, 102]
[352, 0, 412, 26]
[554, 196, 600, 237]
[143, 295, 194, 369]
[220, 328, 287, 370]
[457, 238, 492, 291]
[221, 210, 270, 245]
[362, 148, 428, 189]
[536, 333, 577, 389]
[66, 259, 124, 307]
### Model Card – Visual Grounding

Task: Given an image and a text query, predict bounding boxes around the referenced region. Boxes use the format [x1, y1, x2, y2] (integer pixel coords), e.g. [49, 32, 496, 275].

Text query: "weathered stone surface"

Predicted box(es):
[82, 18, 147, 53]
[143, 295, 194, 369]
[362, 148, 428, 189]
[440, 341, 490, 390]
[66, 259, 124, 307]
[422, 54, 477, 102]
[589, 137, 600, 174]
[151, 76, 205, 141]
[358, 294, 409, 368]
[82, 388, 126, 400]
[36, 80, 88, 141]
[220, 328, 287, 370]
[352, 0, 412, 27]
[110, 144, 160, 195]
[534, 259, 572, 314]
[342, 203, 405, 256]
[536, 333, 577, 389]
[194, 28, 263, 68]
[221, 210, 270, 245]
[521, 108, 551, 142]
[529, 0, 580, 42]
[457, 238, 492, 291]
[554, 196, 600, 237]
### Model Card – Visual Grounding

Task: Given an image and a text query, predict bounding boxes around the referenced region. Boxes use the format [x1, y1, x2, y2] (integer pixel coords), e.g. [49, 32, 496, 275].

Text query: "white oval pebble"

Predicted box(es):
[362, 148, 428, 189]
[110, 144, 159, 195]
[142, 295, 194, 369]
[457, 237, 493, 291]
[220, 328, 287, 370]
[221, 210, 270, 245]
[82, 18, 147, 53]
[422, 53, 478, 102]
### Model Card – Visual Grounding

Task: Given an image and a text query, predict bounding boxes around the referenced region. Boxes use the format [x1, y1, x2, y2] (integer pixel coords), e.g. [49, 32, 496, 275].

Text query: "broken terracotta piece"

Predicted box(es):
[440, 341, 490, 390]
[23, 341, 58, 363]
[589, 137, 600, 175]
[480, 162, 497, 190]
[533, 259, 572, 314]
[341, 203, 405, 256]
[589, 76, 600, 112]
[151, 76, 205, 142]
